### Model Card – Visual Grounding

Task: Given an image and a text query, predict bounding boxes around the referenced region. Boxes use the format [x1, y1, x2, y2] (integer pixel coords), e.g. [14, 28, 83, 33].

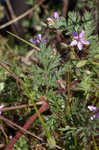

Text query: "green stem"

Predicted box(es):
[29, 92, 50, 138]
[73, 129, 77, 150]
[7, 31, 40, 51]
[64, 67, 71, 119]
[24, 87, 56, 148]
[92, 134, 98, 150]
[67, 70, 71, 107]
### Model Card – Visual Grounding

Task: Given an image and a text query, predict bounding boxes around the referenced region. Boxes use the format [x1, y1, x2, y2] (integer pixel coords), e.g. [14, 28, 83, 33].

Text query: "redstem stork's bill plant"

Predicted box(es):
[0, 5, 99, 150]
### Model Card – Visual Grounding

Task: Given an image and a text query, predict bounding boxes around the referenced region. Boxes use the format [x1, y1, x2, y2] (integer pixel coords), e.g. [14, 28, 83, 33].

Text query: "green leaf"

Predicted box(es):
[93, 55, 99, 59]
[91, 62, 99, 66]
[76, 60, 87, 68]
[0, 82, 4, 91]
[47, 136, 56, 148]
[59, 126, 76, 131]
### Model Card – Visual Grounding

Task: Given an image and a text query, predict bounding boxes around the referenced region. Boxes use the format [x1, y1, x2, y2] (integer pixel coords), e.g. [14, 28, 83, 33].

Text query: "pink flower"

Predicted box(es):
[47, 12, 59, 26]
[54, 12, 59, 19]
[70, 30, 89, 50]
[88, 106, 99, 120]
[47, 18, 55, 26]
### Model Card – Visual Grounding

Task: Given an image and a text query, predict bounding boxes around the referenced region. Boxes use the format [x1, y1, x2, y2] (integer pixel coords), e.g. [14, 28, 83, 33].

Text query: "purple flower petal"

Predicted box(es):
[47, 18, 52, 21]
[88, 106, 98, 112]
[47, 18, 54, 26]
[29, 39, 36, 44]
[91, 113, 99, 120]
[0, 105, 4, 115]
[95, 113, 99, 118]
[54, 12, 59, 19]
[90, 116, 94, 120]
[43, 40, 48, 44]
[36, 40, 41, 44]
[81, 40, 89, 45]
[77, 41, 83, 50]
[88, 106, 99, 120]
[37, 34, 42, 41]
[36, 34, 42, 44]
[72, 32, 78, 39]
[70, 40, 77, 46]
[79, 30, 85, 39]
[71, 30, 89, 51]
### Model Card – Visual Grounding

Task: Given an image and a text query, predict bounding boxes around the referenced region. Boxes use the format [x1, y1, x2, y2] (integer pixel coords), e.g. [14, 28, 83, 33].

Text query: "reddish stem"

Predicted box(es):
[5, 101, 49, 150]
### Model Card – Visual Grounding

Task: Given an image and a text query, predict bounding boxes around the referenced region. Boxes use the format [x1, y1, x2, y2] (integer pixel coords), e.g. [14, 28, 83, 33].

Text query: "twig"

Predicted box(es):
[62, 0, 69, 17]
[5, 101, 49, 150]
[0, 115, 43, 141]
[5, 0, 16, 19]
[0, 59, 12, 67]
[0, 102, 49, 112]
[0, 104, 33, 112]
[5, 0, 18, 34]
[0, 0, 44, 30]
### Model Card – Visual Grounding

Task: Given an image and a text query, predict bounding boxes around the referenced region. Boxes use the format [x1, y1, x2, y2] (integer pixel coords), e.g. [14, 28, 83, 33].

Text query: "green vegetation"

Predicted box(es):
[0, 0, 99, 149]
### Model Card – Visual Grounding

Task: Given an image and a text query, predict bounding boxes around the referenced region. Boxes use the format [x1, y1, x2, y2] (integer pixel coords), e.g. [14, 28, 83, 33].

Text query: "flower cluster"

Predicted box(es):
[30, 34, 48, 46]
[70, 30, 89, 50]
